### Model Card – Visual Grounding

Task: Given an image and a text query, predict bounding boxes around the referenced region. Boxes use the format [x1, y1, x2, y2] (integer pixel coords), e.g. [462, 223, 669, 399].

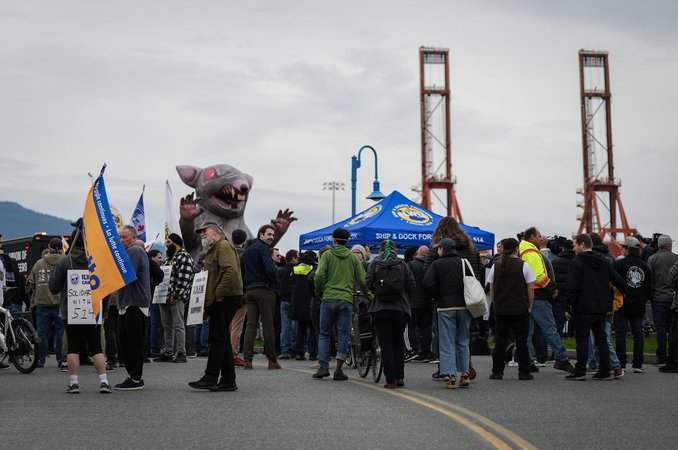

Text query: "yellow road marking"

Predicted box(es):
[287, 367, 536, 450]
[393, 389, 537, 450]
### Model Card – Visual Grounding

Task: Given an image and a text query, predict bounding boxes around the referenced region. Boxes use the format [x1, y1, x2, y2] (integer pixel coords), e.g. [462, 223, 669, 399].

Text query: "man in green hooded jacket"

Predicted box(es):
[312, 228, 369, 381]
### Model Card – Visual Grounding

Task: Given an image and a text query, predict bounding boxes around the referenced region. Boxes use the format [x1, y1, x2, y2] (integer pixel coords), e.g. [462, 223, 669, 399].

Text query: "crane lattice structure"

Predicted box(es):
[576, 50, 636, 240]
[417, 47, 463, 222]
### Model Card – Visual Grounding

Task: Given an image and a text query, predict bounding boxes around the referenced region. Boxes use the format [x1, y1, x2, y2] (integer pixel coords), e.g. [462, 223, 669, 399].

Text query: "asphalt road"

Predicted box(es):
[1, 355, 676, 449]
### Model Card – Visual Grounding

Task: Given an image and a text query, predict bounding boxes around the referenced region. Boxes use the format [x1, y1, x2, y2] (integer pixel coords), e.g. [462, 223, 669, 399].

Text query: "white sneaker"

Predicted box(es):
[632, 367, 645, 373]
[536, 362, 546, 367]
[508, 360, 519, 367]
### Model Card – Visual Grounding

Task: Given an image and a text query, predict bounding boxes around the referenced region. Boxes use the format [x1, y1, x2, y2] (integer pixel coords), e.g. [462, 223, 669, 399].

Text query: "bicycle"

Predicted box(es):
[0, 305, 40, 373]
[346, 295, 382, 382]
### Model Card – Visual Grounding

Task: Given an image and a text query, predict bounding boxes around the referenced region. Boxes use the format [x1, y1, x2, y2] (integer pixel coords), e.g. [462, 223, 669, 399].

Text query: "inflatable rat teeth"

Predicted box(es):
[176, 164, 296, 262]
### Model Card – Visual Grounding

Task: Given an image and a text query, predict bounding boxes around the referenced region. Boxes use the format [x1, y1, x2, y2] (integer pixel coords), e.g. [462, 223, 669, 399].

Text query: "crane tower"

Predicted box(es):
[418, 47, 463, 222]
[576, 50, 636, 240]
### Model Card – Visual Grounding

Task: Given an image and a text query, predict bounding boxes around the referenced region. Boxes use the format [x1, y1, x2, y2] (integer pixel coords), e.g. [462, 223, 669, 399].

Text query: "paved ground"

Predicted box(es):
[1, 354, 676, 449]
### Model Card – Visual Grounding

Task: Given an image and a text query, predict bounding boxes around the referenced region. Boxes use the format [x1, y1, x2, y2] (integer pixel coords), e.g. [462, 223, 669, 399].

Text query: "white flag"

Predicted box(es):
[165, 180, 181, 240]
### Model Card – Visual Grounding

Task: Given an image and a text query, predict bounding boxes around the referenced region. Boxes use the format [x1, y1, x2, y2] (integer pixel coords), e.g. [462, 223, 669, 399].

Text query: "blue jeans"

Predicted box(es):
[196, 318, 210, 353]
[280, 301, 297, 356]
[36, 305, 64, 365]
[651, 301, 673, 361]
[528, 300, 568, 361]
[614, 312, 644, 368]
[318, 300, 352, 368]
[587, 319, 620, 370]
[437, 309, 471, 376]
[145, 303, 162, 356]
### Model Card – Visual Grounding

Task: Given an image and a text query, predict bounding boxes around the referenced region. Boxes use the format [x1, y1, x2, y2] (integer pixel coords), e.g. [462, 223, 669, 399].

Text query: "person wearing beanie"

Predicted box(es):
[366, 240, 415, 389]
[155, 231, 195, 363]
[648, 235, 678, 367]
[486, 238, 536, 380]
[27, 237, 64, 368]
[312, 228, 370, 381]
[49, 226, 111, 394]
[351, 245, 367, 264]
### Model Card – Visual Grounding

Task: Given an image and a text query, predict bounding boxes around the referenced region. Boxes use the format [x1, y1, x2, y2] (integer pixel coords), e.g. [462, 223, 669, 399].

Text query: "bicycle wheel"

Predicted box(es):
[357, 349, 371, 378]
[345, 342, 354, 367]
[371, 334, 383, 383]
[9, 319, 39, 374]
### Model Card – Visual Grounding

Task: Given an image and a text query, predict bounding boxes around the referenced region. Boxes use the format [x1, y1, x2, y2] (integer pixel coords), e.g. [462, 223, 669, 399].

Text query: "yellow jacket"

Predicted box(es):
[519, 240, 551, 290]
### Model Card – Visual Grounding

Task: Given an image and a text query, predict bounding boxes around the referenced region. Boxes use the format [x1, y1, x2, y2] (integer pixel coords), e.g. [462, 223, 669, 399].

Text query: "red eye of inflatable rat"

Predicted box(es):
[204, 168, 216, 180]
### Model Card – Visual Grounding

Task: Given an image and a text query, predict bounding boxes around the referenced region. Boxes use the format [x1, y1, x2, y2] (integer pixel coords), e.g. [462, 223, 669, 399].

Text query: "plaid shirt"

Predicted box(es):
[166, 248, 195, 303]
[669, 259, 678, 289]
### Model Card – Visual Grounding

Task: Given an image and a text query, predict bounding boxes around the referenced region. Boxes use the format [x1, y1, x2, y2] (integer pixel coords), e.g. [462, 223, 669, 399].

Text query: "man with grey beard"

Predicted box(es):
[189, 221, 243, 391]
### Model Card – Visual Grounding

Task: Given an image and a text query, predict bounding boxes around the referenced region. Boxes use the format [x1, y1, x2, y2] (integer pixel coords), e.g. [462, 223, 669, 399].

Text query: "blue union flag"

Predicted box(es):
[130, 186, 146, 242]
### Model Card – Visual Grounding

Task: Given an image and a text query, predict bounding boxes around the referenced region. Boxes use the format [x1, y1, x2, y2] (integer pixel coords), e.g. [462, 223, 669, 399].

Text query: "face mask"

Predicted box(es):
[166, 244, 176, 259]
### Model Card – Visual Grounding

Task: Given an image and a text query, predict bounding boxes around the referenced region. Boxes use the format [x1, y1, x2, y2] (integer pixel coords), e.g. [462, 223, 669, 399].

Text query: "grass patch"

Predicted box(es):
[562, 336, 657, 354]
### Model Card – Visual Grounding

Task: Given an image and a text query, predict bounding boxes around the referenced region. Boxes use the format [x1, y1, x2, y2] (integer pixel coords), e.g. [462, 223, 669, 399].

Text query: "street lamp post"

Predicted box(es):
[351, 145, 386, 216]
[322, 181, 345, 224]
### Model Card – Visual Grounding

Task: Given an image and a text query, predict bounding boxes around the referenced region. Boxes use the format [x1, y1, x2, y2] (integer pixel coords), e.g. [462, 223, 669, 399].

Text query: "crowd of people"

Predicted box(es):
[2, 219, 678, 394]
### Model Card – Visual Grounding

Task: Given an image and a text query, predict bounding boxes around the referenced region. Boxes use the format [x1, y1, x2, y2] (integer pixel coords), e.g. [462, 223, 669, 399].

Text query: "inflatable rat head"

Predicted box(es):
[176, 164, 253, 219]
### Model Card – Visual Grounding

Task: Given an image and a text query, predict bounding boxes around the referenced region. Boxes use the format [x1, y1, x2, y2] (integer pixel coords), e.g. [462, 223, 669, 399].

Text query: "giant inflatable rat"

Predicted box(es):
[176, 164, 296, 262]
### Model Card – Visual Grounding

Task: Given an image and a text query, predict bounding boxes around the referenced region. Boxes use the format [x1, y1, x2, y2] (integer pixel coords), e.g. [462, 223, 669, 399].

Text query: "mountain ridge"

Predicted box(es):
[0, 201, 74, 239]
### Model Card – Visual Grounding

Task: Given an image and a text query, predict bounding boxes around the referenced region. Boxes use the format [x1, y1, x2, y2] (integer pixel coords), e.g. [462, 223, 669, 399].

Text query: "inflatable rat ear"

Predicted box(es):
[176, 165, 201, 188]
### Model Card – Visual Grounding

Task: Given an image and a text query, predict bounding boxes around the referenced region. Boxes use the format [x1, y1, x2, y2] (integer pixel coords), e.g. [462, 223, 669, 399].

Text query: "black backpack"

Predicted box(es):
[373, 261, 404, 303]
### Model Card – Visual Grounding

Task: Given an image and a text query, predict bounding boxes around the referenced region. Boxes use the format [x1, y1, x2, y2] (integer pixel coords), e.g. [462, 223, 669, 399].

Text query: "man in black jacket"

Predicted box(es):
[614, 237, 653, 373]
[565, 234, 626, 381]
[552, 240, 576, 338]
[278, 250, 299, 359]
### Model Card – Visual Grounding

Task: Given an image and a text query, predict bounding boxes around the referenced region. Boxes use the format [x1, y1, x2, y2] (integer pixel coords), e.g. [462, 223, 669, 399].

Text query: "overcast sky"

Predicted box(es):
[1, 1, 677, 251]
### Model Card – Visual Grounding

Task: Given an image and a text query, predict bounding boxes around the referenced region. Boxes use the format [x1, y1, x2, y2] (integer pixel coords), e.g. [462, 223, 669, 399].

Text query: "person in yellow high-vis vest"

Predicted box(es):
[520, 227, 574, 374]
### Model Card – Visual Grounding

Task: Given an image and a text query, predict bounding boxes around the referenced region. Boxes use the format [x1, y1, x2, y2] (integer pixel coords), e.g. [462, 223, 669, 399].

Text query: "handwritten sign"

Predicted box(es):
[152, 266, 172, 304]
[186, 271, 208, 326]
[67, 270, 96, 325]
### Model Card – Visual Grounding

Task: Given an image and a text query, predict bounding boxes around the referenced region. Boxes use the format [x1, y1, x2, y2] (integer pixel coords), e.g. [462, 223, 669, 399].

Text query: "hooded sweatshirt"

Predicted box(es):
[314, 245, 369, 303]
[565, 250, 626, 315]
[366, 248, 415, 317]
[614, 254, 653, 316]
[49, 245, 89, 320]
[27, 252, 62, 306]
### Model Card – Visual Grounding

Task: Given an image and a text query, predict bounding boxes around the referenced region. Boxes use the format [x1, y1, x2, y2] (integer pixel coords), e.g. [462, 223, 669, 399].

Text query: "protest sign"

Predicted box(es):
[186, 271, 208, 326]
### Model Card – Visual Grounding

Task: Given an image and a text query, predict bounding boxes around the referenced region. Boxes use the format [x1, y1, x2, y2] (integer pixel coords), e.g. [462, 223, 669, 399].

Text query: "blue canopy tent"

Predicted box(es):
[299, 190, 494, 251]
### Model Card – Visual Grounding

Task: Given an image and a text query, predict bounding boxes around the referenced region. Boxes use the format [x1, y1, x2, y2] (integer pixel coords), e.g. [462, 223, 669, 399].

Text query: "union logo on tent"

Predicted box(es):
[392, 204, 432, 226]
[346, 205, 382, 226]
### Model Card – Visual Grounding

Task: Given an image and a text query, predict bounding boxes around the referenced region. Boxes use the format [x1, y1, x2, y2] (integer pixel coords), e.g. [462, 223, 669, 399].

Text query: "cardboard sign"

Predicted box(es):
[186, 271, 208, 326]
[152, 266, 172, 304]
[67, 270, 96, 325]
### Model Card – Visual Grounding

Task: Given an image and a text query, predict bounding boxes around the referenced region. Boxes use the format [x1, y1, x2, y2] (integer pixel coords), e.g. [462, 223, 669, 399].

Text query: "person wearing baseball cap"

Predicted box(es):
[612, 236, 652, 374]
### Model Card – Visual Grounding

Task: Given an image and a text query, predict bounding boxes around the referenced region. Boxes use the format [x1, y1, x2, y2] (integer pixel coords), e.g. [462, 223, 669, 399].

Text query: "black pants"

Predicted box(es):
[104, 305, 118, 363]
[574, 313, 609, 375]
[295, 320, 316, 358]
[184, 301, 196, 355]
[205, 297, 241, 385]
[492, 313, 530, 374]
[117, 306, 146, 380]
[373, 310, 408, 384]
[411, 307, 433, 356]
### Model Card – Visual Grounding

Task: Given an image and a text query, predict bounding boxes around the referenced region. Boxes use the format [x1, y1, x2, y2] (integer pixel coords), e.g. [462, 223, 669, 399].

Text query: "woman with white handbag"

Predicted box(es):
[423, 238, 471, 389]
